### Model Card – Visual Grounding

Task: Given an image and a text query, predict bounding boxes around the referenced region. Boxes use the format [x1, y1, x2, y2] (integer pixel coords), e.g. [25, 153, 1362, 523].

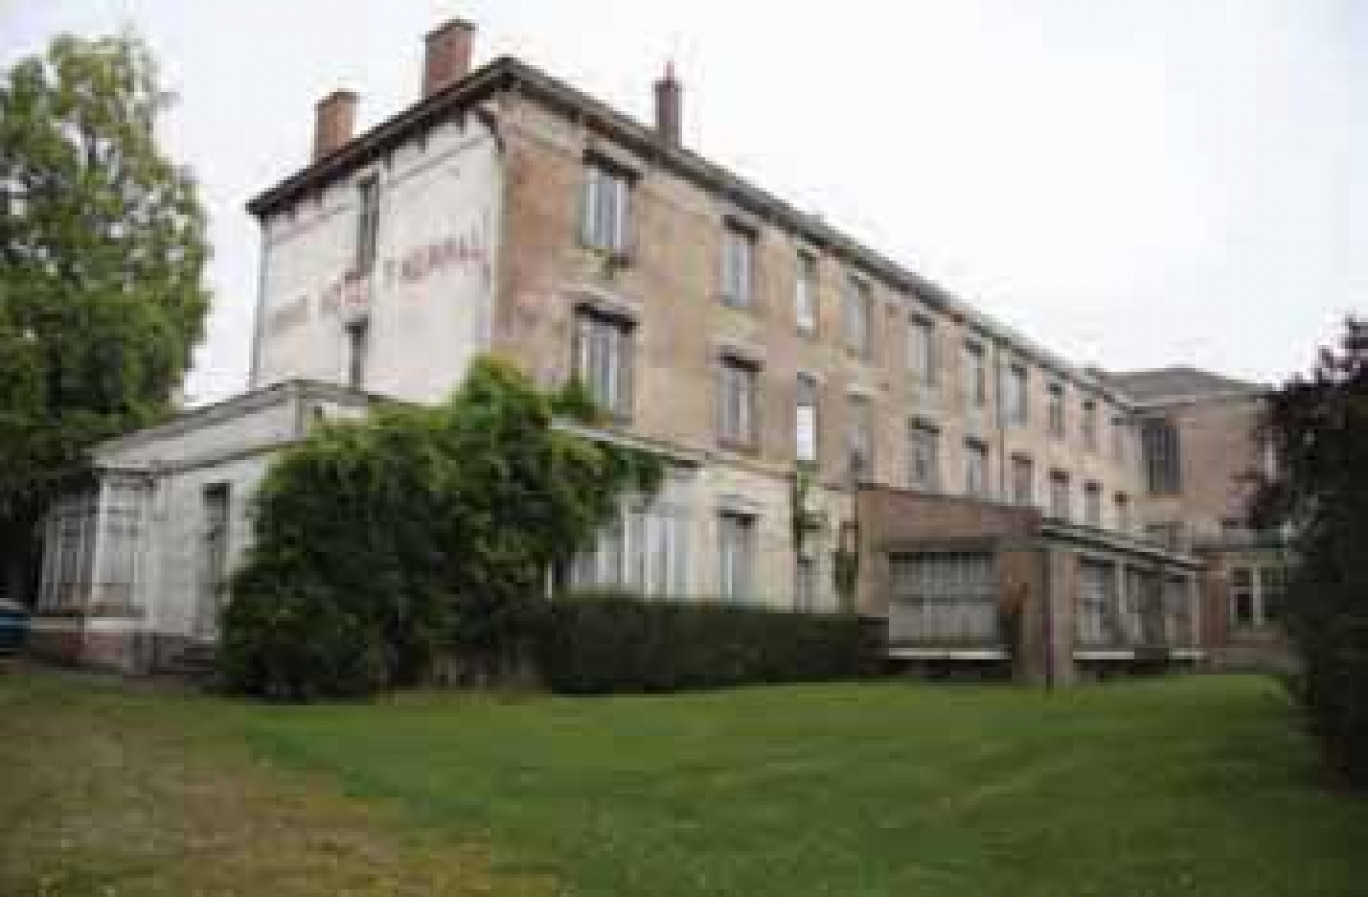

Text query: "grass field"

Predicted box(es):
[3, 668, 1366, 896]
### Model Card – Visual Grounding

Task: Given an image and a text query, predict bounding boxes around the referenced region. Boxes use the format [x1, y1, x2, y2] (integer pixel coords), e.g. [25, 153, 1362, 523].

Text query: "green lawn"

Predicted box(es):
[4, 669, 1367, 896]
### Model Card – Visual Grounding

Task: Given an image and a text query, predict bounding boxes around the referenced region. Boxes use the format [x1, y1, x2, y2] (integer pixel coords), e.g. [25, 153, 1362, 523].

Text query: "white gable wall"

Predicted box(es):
[252, 115, 503, 405]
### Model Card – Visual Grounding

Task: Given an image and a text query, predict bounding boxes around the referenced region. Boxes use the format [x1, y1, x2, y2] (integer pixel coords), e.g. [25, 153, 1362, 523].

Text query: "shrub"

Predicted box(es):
[220, 356, 661, 700]
[534, 590, 885, 694]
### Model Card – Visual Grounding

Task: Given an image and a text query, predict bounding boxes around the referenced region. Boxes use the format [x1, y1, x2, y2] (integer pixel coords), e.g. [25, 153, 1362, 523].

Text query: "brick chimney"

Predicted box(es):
[654, 62, 681, 146]
[313, 89, 358, 161]
[422, 18, 475, 98]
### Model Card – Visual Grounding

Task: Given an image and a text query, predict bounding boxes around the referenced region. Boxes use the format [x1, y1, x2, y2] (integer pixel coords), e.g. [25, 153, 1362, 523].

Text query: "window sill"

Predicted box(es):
[719, 294, 758, 313]
[717, 438, 761, 457]
[580, 243, 633, 270]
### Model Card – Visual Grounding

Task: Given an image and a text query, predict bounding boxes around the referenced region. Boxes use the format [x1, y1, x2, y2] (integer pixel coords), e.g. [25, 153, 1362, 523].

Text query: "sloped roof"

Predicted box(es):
[1104, 366, 1264, 404]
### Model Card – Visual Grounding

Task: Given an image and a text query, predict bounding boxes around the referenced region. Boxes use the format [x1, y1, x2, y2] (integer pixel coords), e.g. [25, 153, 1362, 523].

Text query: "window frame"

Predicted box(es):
[718, 355, 761, 451]
[1084, 481, 1102, 527]
[354, 175, 381, 275]
[573, 308, 635, 420]
[721, 219, 757, 309]
[795, 250, 818, 334]
[1230, 567, 1256, 627]
[795, 373, 819, 464]
[962, 340, 988, 409]
[1049, 470, 1071, 521]
[1082, 398, 1099, 452]
[345, 317, 370, 390]
[1010, 453, 1034, 506]
[718, 511, 756, 604]
[581, 159, 632, 255]
[1007, 363, 1029, 426]
[964, 438, 990, 499]
[908, 421, 941, 492]
[847, 394, 875, 481]
[1047, 382, 1066, 438]
[843, 274, 873, 359]
[909, 314, 937, 385]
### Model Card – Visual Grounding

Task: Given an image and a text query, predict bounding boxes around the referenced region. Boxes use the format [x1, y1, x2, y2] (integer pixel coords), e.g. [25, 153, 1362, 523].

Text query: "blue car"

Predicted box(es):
[0, 600, 29, 658]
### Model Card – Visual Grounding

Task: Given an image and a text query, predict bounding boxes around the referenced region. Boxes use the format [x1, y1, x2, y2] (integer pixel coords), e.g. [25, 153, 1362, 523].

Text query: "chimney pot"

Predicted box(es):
[654, 62, 682, 146]
[423, 18, 475, 98]
[313, 89, 358, 162]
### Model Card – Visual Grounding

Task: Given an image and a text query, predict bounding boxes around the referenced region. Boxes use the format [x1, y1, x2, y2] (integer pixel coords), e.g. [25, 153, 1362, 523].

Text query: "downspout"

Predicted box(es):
[1042, 540, 1055, 692]
[474, 102, 508, 357]
[993, 340, 1007, 500]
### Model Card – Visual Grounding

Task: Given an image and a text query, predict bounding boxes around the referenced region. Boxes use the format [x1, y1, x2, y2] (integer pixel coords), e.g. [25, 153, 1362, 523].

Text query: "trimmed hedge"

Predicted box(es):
[534, 591, 886, 694]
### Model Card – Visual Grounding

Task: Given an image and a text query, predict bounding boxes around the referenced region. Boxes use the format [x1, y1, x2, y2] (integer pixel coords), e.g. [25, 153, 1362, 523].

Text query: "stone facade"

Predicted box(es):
[1108, 368, 1292, 670]
[33, 19, 1269, 678]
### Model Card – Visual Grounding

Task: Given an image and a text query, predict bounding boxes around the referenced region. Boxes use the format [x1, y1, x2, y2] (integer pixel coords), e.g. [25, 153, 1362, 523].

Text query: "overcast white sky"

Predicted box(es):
[4, 0, 1364, 403]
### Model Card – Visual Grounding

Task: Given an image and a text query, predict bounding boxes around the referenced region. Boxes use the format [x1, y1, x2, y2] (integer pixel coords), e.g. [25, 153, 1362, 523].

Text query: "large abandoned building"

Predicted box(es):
[29, 19, 1286, 681]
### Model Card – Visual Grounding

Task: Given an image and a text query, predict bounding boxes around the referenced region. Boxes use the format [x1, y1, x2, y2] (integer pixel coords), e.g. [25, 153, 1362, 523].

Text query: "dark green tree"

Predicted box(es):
[1250, 317, 1368, 786]
[0, 32, 210, 603]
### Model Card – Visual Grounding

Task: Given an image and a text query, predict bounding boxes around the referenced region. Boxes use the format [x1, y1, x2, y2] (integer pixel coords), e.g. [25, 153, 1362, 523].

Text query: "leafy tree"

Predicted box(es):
[0, 32, 210, 603]
[221, 356, 662, 700]
[1250, 317, 1368, 786]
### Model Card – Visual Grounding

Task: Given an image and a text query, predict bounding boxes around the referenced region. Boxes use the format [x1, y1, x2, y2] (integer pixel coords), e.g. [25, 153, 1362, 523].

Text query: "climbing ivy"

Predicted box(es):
[221, 355, 663, 700]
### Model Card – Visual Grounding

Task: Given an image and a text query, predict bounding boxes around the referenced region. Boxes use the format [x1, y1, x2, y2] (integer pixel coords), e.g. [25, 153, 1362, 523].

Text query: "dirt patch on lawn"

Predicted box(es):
[0, 667, 552, 896]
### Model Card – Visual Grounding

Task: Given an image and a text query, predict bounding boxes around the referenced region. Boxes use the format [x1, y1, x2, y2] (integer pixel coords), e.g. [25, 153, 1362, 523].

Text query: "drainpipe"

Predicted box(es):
[994, 341, 1007, 500]
[1042, 542, 1055, 692]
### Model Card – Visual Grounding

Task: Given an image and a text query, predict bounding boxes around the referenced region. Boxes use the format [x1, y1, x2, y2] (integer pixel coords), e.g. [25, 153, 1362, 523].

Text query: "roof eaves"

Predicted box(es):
[246, 57, 519, 217]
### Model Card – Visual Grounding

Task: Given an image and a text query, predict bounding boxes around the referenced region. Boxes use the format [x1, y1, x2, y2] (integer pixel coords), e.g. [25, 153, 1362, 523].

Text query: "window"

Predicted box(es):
[345, 318, 369, 389]
[719, 357, 760, 449]
[964, 439, 990, 499]
[201, 483, 232, 635]
[1084, 482, 1102, 527]
[848, 395, 875, 480]
[570, 498, 690, 598]
[574, 310, 634, 418]
[1047, 382, 1066, 438]
[1231, 567, 1255, 627]
[721, 221, 755, 308]
[795, 252, 818, 333]
[962, 341, 988, 408]
[581, 160, 631, 254]
[844, 276, 872, 359]
[1082, 399, 1098, 451]
[795, 556, 817, 612]
[1010, 454, 1033, 506]
[1260, 566, 1288, 623]
[354, 176, 380, 274]
[1142, 418, 1182, 494]
[795, 374, 819, 464]
[1111, 414, 1126, 461]
[1006, 364, 1028, 425]
[1079, 560, 1117, 646]
[718, 512, 755, 603]
[890, 552, 997, 643]
[908, 422, 940, 491]
[1114, 493, 1130, 533]
[1049, 470, 1070, 520]
[909, 316, 936, 384]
